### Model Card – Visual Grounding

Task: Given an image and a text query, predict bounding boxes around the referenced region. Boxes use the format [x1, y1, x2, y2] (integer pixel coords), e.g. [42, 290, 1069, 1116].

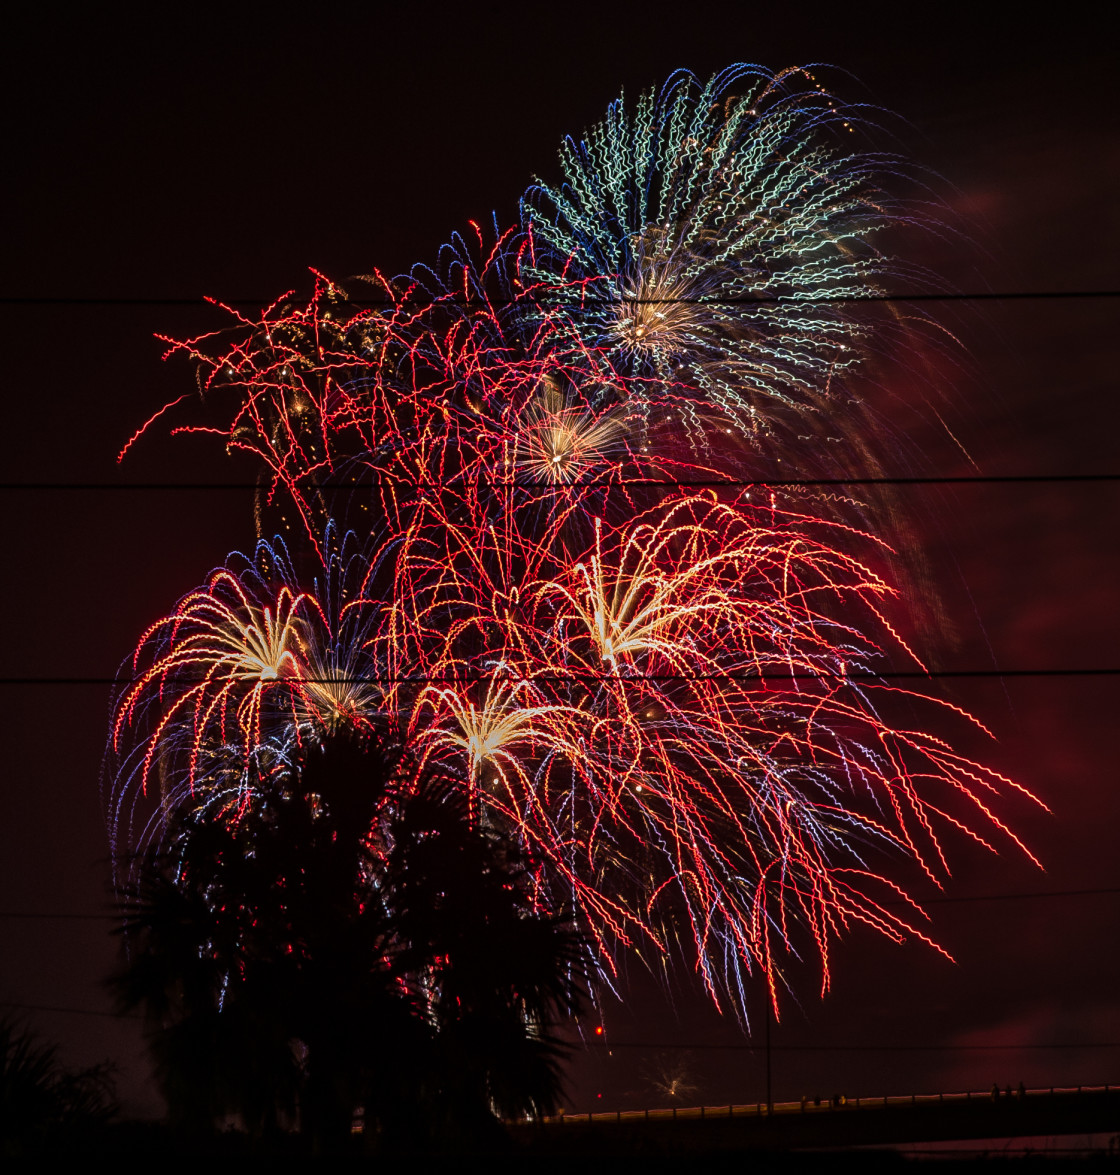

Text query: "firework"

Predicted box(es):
[518, 65, 917, 461]
[107, 66, 1040, 1016]
[106, 525, 385, 859]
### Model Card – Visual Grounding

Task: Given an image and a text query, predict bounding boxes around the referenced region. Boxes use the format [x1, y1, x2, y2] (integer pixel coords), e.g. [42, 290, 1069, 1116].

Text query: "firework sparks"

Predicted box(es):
[106, 65, 1041, 1016]
[519, 65, 910, 456]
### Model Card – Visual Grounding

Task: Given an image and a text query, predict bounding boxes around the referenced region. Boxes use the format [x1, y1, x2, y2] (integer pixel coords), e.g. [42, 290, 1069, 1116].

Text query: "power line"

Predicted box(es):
[0, 1000, 139, 1021]
[1, 669, 1117, 687]
[4, 888, 1115, 922]
[2, 474, 1117, 491]
[1, 291, 1118, 308]
[4, 992, 1115, 1049]
[1, 996, 1115, 1050]
[4, 995, 1115, 1055]
[903, 887, 1120, 905]
[589, 1040, 1120, 1053]
[0, 912, 120, 921]
[3, 995, 1114, 1048]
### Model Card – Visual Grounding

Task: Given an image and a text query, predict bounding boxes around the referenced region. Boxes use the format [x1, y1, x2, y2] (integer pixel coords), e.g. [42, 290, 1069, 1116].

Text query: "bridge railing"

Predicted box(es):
[533, 1083, 1114, 1126]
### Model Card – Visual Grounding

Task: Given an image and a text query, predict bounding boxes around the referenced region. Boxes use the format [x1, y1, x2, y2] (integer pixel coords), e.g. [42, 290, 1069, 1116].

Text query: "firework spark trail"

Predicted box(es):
[106, 65, 1042, 1016]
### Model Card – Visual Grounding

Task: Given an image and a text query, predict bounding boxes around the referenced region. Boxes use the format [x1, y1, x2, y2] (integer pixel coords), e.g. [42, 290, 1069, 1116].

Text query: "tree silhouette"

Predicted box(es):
[114, 730, 586, 1151]
[0, 1018, 116, 1155]
[379, 769, 585, 1139]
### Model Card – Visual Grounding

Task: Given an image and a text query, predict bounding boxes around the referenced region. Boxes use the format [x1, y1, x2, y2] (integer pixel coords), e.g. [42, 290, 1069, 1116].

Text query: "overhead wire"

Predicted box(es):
[1, 290, 1118, 307]
[5, 887, 1116, 921]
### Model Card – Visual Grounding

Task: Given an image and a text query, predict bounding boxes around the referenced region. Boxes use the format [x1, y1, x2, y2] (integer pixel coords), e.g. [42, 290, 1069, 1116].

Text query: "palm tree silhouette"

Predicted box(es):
[113, 728, 586, 1151]
[1, 1018, 116, 1154]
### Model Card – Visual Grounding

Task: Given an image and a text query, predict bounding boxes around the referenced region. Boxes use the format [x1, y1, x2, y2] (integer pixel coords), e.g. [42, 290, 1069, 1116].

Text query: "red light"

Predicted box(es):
[594, 1025, 604, 1035]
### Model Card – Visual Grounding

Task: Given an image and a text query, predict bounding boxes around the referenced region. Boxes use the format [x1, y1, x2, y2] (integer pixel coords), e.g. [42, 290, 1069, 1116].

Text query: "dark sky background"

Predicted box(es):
[1, 3, 1116, 1119]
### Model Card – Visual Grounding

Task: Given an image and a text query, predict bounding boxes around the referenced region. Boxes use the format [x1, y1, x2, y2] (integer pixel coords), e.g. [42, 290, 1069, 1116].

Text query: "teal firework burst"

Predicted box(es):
[521, 64, 909, 454]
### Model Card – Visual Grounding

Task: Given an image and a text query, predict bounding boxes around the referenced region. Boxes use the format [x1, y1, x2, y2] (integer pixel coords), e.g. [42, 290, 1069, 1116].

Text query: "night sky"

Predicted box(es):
[2, 4, 1116, 1120]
